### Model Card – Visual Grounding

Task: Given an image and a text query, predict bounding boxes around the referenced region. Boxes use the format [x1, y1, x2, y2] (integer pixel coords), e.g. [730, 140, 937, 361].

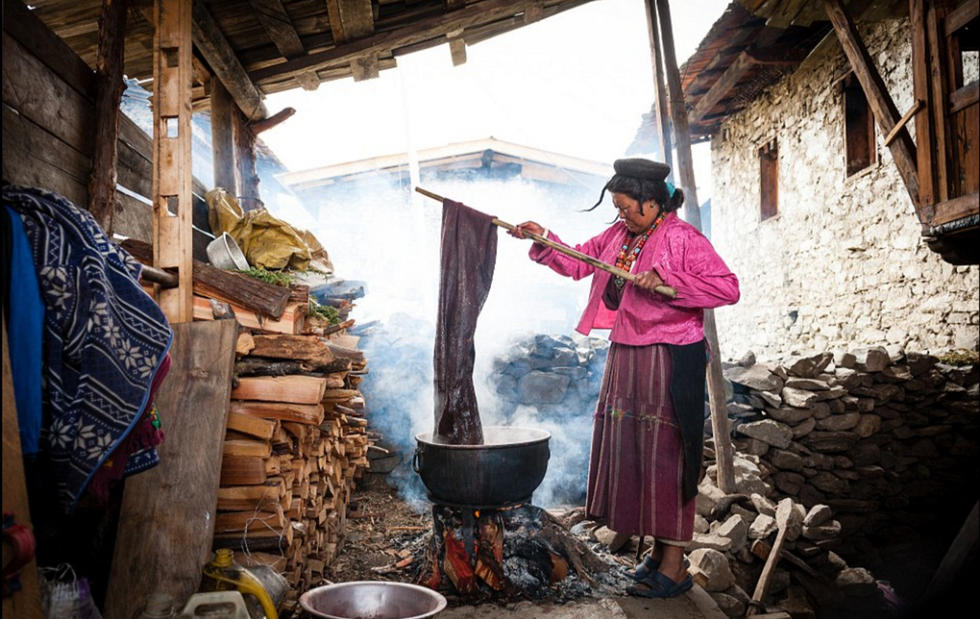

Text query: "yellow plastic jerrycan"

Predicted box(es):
[201, 549, 278, 619]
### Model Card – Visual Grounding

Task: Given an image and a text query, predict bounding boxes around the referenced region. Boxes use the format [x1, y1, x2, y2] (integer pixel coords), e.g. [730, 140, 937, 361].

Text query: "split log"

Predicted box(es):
[220, 455, 268, 486]
[231, 400, 325, 425]
[231, 375, 327, 405]
[224, 439, 273, 459]
[250, 335, 336, 365]
[215, 509, 285, 534]
[235, 357, 320, 377]
[226, 409, 278, 440]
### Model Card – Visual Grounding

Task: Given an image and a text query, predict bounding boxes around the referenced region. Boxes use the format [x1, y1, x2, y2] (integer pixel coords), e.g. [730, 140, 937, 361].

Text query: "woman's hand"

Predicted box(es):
[632, 269, 665, 293]
[509, 221, 545, 239]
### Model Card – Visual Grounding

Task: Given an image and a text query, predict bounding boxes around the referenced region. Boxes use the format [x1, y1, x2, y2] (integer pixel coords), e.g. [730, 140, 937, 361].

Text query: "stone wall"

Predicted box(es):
[709, 17, 979, 361]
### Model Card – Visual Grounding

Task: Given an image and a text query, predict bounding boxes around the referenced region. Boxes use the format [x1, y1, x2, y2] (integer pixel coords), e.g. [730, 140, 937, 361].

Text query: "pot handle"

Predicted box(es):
[412, 445, 424, 473]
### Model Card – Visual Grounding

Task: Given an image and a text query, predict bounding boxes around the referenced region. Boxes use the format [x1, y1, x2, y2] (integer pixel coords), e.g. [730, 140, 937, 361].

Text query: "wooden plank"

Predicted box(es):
[2, 321, 43, 618]
[215, 510, 286, 534]
[104, 320, 238, 619]
[945, 1, 978, 36]
[326, 0, 376, 44]
[210, 77, 238, 194]
[350, 52, 380, 81]
[230, 400, 326, 425]
[224, 438, 274, 458]
[931, 192, 979, 227]
[656, 0, 736, 493]
[227, 409, 279, 440]
[884, 99, 924, 146]
[250, 0, 306, 57]
[192, 0, 268, 121]
[926, 1, 952, 204]
[231, 375, 328, 405]
[950, 101, 979, 197]
[449, 37, 466, 66]
[690, 51, 756, 124]
[949, 81, 978, 115]
[88, 0, 128, 234]
[220, 455, 268, 485]
[644, 0, 672, 166]
[910, 0, 936, 217]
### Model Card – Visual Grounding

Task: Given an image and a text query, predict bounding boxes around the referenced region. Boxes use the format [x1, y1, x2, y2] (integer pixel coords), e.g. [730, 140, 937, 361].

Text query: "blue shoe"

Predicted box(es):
[627, 570, 694, 598]
[631, 556, 689, 582]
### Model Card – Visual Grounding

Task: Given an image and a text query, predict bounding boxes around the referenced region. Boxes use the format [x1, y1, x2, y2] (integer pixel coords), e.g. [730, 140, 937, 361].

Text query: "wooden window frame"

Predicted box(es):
[759, 138, 779, 221]
[842, 74, 877, 177]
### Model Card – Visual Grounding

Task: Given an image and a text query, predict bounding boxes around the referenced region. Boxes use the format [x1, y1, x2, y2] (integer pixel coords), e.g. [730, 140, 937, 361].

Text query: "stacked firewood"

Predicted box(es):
[196, 284, 371, 605]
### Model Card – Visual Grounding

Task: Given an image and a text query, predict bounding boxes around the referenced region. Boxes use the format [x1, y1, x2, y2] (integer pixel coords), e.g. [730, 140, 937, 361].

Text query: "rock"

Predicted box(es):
[773, 471, 805, 494]
[786, 353, 833, 377]
[740, 420, 794, 448]
[810, 472, 848, 495]
[853, 347, 890, 372]
[797, 484, 827, 509]
[689, 533, 733, 552]
[727, 364, 784, 392]
[592, 526, 619, 546]
[803, 504, 833, 527]
[792, 417, 817, 438]
[737, 351, 757, 368]
[689, 548, 734, 592]
[770, 449, 805, 471]
[776, 498, 805, 541]
[697, 483, 727, 517]
[826, 551, 849, 572]
[816, 412, 861, 431]
[735, 473, 772, 497]
[766, 406, 813, 425]
[827, 397, 847, 413]
[717, 514, 748, 551]
[835, 567, 878, 597]
[854, 414, 882, 437]
[751, 493, 776, 516]
[694, 514, 710, 534]
[785, 377, 830, 391]
[813, 385, 848, 400]
[770, 568, 792, 595]
[777, 586, 817, 619]
[738, 438, 771, 456]
[782, 386, 820, 408]
[730, 504, 758, 525]
[802, 431, 859, 452]
[709, 592, 745, 618]
[834, 350, 857, 368]
[803, 520, 842, 540]
[811, 402, 832, 419]
[749, 514, 777, 539]
[758, 391, 783, 407]
[516, 371, 570, 404]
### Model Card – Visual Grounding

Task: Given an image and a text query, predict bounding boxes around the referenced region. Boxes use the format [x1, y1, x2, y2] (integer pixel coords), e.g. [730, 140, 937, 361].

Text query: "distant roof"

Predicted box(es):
[277, 137, 613, 190]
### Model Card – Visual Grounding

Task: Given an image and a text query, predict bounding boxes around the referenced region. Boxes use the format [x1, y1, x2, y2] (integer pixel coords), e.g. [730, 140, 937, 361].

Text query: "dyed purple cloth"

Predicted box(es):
[586, 342, 695, 541]
[529, 212, 740, 345]
[433, 199, 497, 444]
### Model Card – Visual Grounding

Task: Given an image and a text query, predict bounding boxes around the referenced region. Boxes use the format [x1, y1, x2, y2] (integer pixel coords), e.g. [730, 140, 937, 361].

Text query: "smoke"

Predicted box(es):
[269, 174, 621, 509]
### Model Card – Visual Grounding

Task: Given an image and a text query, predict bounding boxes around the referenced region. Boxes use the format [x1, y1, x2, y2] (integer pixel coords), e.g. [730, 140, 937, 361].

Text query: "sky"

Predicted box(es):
[261, 0, 728, 200]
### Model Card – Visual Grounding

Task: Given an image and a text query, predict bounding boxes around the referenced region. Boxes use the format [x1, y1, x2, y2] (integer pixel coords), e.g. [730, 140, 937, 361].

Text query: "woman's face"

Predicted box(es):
[612, 192, 661, 234]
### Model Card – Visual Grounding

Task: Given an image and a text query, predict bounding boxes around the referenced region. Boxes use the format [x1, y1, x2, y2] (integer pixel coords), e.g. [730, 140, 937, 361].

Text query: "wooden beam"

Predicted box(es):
[249, 0, 321, 89]
[644, 0, 672, 165]
[945, 0, 978, 36]
[449, 36, 467, 66]
[931, 192, 979, 227]
[104, 320, 238, 619]
[821, 0, 919, 207]
[192, 0, 268, 121]
[234, 106, 263, 211]
[251, 0, 558, 85]
[152, 0, 194, 323]
[690, 51, 756, 125]
[88, 0, 128, 234]
[885, 99, 924, 146]
[445, 0, 467, 10]
[910, 0, 936, 217]
[656, 0, 736, 494]
[326, 0, 376, 44]
[211, 76, 237, 194]
[251, 106, 296, 134]
[350, 52, 380, 81]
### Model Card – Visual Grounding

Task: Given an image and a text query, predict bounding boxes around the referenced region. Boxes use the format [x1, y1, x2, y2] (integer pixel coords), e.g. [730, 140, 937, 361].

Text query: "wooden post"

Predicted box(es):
[151, 0, 194, 323]
[233, 106, 263, 211]
[655, 0, 736, 494]
[211, 76, 238, 194]
[821, 0, 920, 209]
[87, 0, 128, 234]
[644, 0, 672, 167]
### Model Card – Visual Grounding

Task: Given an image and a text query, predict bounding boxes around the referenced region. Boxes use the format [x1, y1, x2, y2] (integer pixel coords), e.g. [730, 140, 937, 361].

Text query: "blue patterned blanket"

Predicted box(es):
[3, 185, 173, 512]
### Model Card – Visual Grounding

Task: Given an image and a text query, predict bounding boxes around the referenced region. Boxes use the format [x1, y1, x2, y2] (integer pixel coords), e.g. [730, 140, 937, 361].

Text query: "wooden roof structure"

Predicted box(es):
[673, 0, 907, 141]
[26, 0, 595, 121]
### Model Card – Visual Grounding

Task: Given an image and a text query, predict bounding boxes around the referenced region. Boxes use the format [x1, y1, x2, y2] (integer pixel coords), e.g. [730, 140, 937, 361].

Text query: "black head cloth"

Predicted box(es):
[612, 158, 671, 182]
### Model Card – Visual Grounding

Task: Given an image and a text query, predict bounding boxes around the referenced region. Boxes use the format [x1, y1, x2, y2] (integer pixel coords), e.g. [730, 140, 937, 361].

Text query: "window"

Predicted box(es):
[759, 139, 778, 221]
[843, 74, 876, 176]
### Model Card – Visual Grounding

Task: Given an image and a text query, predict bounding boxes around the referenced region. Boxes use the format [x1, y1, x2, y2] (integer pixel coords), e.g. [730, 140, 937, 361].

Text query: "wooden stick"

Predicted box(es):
[414, 187, 677, 299]
[748, 499, 793, 615]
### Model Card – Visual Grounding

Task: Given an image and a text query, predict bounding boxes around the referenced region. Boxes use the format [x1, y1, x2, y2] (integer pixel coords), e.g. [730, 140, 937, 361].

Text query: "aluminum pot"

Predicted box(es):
[413, 426, 551, 507]
[299, 581, 446, 619]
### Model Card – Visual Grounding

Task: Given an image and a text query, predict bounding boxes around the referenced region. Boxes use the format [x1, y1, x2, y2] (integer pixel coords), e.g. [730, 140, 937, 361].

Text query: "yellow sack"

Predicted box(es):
[299, 228, 334, 274]
[205, 188, 244, 236]
[229, 209, 312, 270]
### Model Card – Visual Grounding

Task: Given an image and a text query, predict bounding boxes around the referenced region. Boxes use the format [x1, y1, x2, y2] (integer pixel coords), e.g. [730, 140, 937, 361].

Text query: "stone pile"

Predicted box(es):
[690, 453, 888, 617]
[722, 346, 978, 550]
[489, 334, 608, 415]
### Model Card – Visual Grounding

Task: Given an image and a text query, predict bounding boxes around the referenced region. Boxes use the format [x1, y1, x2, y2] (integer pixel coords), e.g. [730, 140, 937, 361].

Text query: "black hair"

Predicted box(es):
[585, 174, 685, 215]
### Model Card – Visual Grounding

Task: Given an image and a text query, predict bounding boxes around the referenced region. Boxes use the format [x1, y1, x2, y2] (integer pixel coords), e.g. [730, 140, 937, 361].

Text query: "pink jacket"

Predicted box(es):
[529, 213, 740, 346]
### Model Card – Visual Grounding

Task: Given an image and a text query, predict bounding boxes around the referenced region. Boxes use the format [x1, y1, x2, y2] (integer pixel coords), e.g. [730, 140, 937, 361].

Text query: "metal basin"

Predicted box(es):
[299, 582, 446, 619]
[414, 425, 551, 507]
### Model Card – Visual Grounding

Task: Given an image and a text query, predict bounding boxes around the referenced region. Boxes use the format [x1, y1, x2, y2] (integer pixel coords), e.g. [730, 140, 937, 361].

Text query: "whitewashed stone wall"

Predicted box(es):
[710, 18, 979, 362]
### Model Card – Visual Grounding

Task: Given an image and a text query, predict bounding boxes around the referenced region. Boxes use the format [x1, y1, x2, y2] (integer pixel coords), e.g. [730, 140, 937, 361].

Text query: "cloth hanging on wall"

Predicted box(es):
[3, 185, 173, 512]
[1, 205, 45, 454]
[433, 199, 497, 445]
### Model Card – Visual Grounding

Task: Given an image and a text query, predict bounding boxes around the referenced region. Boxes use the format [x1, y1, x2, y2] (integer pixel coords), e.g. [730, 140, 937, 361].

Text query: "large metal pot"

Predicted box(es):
[413, 425, 551, 507]
[299, 581, 446, 619]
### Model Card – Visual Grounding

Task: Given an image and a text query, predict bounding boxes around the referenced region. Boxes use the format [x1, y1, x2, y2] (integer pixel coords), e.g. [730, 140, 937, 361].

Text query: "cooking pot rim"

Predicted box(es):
[299, 580, 447, 619]
[415, 425, 550, 449]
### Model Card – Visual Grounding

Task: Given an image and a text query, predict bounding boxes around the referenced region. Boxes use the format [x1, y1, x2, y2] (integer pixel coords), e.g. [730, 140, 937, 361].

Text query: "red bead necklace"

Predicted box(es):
[613, 212, 665, 289]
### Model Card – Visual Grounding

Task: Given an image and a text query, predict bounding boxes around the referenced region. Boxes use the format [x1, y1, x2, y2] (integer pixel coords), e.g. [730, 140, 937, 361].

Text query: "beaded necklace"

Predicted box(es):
[613, 211, 666, 289]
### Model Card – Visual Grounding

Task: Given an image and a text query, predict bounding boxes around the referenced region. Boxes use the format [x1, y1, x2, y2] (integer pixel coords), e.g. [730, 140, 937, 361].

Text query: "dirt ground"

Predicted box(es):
[323, 474, 724, 619]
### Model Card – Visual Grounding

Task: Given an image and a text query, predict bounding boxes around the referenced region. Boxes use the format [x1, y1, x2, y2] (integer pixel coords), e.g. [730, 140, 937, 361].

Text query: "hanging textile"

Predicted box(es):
[433, 199, 497, 445]
[3, 185, 173, 512]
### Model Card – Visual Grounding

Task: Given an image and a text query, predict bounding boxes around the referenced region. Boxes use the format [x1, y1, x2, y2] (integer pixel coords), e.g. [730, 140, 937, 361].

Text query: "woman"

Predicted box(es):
[510, 158, 739, 598]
